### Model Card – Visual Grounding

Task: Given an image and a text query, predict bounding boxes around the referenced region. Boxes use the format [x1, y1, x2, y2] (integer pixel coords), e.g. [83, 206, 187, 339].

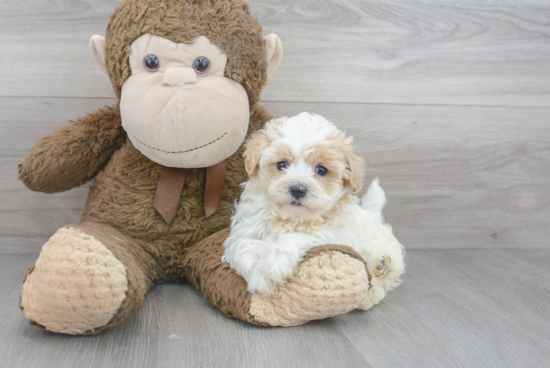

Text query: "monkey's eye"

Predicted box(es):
[193, 56, 210, 73]
[143, 54, 160, 72]
[277, 161, 288, 170]
[316, 166, 328, 176]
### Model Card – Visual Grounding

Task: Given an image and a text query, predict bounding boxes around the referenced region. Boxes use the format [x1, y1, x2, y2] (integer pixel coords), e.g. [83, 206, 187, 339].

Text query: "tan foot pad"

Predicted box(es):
[249, 245, 369, 326]
[20, 227, 128, 334]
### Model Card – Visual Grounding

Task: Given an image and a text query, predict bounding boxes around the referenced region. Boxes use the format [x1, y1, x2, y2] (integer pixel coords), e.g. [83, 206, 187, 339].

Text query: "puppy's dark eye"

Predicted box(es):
[277, 161, 288, 170]
[193, 56, 210, 73]
[316, 165, 328, 176]
[144, 54, 160, 72]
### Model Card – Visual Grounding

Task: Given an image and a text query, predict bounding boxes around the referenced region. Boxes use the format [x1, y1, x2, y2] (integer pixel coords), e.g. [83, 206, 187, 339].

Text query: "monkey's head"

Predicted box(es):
[89, 0, 282, 168]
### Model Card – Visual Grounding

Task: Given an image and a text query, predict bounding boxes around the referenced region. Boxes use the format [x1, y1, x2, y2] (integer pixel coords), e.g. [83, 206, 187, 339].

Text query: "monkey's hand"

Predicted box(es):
[18, 104, 125, 193]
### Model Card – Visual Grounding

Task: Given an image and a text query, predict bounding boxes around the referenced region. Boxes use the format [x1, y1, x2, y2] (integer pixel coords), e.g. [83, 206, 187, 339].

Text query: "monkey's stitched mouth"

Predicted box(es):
[132, 132, 227, 154]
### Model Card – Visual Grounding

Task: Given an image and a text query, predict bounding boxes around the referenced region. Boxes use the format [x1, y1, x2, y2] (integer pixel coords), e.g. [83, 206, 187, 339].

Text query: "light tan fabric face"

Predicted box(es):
[121, 34, 250, 168]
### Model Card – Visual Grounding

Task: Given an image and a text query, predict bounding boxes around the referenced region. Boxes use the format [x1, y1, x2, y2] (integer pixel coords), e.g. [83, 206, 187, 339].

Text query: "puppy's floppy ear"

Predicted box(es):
[244, 117, 286, 177]
[343, 150, 365, 194]
[243, 130, 269, 177]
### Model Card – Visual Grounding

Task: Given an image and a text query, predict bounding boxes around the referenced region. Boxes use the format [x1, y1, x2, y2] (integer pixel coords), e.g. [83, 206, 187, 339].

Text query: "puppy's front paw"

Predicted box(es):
[245, 246, 300, 295]
[374, 255, 392, 278]
[245, 270, 278, 295]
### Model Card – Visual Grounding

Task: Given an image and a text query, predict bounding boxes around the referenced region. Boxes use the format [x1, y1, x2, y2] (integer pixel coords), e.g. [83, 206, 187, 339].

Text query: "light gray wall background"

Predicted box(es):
[1, 0, 548, 253]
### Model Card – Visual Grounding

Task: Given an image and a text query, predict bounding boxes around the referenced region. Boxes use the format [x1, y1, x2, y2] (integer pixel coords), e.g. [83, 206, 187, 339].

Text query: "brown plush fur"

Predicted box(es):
[18, 104, 125, 193]
[176, 229, 267, 326]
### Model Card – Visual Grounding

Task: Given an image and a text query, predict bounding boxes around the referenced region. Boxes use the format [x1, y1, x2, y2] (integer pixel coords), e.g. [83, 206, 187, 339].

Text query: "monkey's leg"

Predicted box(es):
[173, 229, 370, 326]
[20, 223, 157, 335]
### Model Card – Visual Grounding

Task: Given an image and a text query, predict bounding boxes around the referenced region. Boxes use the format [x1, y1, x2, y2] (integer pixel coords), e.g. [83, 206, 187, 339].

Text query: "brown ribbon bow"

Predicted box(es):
[153, 161, 226, 227]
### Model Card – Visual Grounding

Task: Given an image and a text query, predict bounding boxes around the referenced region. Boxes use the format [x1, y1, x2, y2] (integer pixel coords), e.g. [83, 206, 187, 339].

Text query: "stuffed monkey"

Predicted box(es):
[18, 0, 370, 334]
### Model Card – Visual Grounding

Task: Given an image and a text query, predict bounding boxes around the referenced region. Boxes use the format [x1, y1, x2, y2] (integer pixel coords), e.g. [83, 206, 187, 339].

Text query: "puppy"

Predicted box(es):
[223, 112, 405, 309]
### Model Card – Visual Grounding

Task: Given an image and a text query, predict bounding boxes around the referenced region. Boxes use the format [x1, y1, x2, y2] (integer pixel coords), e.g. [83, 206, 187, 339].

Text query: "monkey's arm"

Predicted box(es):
[18, 104, 125, 193]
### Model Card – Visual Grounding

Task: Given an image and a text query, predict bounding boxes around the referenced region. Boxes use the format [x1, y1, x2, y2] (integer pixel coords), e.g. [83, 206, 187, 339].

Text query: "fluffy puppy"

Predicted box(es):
[223, 113, 405, 309]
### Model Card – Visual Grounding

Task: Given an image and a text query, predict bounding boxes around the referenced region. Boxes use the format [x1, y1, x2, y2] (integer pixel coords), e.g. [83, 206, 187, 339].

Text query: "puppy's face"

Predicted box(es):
[244, 113, 364, 221]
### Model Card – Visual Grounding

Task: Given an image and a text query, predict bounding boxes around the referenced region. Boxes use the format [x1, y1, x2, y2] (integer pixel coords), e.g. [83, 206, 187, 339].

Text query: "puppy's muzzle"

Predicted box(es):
[290, 185, 307, 200]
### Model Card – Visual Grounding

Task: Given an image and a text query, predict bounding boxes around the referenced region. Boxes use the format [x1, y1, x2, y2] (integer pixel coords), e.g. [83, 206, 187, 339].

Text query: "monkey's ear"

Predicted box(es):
[263, 34, 283, 79]
[89, 35, 108, 74]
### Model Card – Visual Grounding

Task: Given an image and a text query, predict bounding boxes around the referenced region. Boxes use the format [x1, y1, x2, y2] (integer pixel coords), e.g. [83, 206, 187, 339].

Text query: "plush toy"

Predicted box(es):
[18, 0, 370, 335]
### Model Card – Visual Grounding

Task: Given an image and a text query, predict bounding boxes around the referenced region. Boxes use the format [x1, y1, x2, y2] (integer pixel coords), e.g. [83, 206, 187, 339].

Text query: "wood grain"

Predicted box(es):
[1, 250, 548, 367]
[0, 0, 549, 106]
[1, 97, 548, 252]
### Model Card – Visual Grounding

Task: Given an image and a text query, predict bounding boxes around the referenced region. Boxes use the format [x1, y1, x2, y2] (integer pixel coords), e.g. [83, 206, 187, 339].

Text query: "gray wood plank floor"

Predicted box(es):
[2, 249, 549, 368]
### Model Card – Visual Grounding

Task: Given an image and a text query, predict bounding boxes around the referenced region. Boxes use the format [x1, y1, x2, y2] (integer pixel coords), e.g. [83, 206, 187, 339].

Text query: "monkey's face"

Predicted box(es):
[119, 34, 249, 168]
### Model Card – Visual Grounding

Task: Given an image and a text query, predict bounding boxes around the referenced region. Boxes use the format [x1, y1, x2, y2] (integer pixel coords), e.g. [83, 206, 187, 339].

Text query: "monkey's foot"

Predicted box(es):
[249, 245, 369, 326]
[20, 227, 128, 334]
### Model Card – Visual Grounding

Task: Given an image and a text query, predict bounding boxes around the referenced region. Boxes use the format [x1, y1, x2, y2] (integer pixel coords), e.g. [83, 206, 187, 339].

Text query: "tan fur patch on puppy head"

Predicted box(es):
[243, 117, 287, 177]
[244, 113, 364, 221]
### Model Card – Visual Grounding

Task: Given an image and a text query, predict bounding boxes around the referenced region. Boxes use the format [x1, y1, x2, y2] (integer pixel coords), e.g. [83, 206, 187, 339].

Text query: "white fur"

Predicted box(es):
[223, 113, 405, 309]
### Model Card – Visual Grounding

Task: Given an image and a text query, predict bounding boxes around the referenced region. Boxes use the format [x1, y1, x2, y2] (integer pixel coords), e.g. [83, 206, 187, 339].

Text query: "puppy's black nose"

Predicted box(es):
[290, 185, 307, 200]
